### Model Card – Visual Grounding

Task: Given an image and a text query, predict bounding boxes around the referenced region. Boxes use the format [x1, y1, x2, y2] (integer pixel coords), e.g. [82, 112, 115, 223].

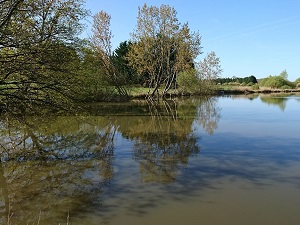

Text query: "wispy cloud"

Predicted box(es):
[209, 15, 300, 43]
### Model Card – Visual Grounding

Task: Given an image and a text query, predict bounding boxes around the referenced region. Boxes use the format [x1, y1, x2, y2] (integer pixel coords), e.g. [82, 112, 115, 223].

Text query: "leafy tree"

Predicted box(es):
[77, 43, 115, 102]
[178, 52, 222, 94]
[91, 10, 129, 99]
[177, 69, 199, 93]
[279, 69, 288, 80]
[260, 69, 295, 89]
[128, 4, 201, 99]
[247, 75, 258, 84]
[111, 41, 138, 84]
[294, 78, 300, 88]
[0, 0, 24, 30]
[216, 75, 257, 85]
[259, 75, 295, 89]
[197, 51, 222, 94]
[0, 0, 87, 112]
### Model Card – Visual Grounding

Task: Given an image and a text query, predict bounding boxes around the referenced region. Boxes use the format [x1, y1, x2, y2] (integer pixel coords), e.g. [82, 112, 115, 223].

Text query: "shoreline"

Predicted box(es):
[131, 88, 300, 100]
[216, 88, 300, 95]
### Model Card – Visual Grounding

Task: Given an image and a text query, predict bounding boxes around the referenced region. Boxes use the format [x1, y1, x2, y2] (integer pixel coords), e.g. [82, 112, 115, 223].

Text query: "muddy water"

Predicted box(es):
[0, 95, 299, 225]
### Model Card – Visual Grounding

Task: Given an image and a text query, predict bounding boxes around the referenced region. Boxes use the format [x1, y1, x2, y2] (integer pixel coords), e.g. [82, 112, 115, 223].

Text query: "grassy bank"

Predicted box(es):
[127, 85, 300, 99]
[216, 85, 300, 95]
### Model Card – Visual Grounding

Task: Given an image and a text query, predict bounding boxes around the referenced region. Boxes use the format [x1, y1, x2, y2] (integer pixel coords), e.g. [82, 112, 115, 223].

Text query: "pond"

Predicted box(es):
[0, 94, 300, 225]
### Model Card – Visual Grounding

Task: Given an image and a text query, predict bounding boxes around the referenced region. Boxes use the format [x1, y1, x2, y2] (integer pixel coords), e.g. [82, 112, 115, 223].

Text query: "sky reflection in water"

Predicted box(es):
[0, 94, 300, 225]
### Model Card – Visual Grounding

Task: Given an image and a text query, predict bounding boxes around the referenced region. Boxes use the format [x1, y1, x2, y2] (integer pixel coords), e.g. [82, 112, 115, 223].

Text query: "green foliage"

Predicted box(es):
[252, 84, 260, 90]
[128, 4, 202, 98]
[259, 75, 295, 89]
[177, 54, 220, 95]
[279, 69, 288, 80]
[112, 41, 138, 84]
[258, 70, 298, 89]
[177, 52, 222, 95]
[177, 69, 199, 93]
[76, 43, 132, 102]
[216, 75, 257, 85]
[294, 77, 300, 84]
[0, 0, 88, 111]
[281, 85, 292, 89]
[91, 11, 130, 99]
[76, 45, 110, 101]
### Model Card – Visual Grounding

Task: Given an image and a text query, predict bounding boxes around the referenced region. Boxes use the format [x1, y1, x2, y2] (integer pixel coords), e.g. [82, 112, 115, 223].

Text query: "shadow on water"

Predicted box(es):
[0, 95, 299, 224]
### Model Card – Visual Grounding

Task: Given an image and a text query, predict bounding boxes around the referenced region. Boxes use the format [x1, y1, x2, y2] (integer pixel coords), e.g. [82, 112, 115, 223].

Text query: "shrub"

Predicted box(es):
[259, 75, 295, 89]
[252, 84, 259, 90]
[177, 69, 199, 93]
[177, 68, 217, 94]
[280, 85, 292, 89]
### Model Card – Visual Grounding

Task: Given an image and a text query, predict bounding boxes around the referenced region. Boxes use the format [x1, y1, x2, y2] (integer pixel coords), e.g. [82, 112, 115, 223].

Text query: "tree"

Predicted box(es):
[259, 75, 295, 89]
[197, 51, 222, 94]
[111, 41, 138, 85]
[279, 69, 288, 80]
[0, 0, 87, 112]
[178, 52, 222, 95]
[91, 10, 129, 99]
[177, 69, 199, 93]
[0, 0, 24, 30]
[216, 75, 257, 85]
[247, 75, 258, 84]
[128, 4, 201, 99]
[76, 43, 113, 102]
[294, 77, 300, 87]
[295, 78, 300, 88]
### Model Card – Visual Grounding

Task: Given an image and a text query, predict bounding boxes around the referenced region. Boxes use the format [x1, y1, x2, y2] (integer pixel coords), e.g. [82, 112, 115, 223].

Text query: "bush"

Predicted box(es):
[259, 75, 295, 89]
[252, 84, 259, 90]
[280, 85, 292, 89]
[177, 69, 217, 94]
[177, 69, 199, 93]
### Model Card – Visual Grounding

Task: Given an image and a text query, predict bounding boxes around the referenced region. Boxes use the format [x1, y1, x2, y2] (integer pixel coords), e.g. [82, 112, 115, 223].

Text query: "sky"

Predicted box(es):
[82, 0, 300, 81]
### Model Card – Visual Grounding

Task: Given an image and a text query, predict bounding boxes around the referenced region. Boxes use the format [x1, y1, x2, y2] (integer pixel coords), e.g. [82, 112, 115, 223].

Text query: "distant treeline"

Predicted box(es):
[216, 75, 258, 85]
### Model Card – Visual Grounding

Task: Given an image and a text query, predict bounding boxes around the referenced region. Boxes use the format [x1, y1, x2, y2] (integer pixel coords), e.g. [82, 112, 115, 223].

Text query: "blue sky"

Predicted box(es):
[83, 0, 300, 81]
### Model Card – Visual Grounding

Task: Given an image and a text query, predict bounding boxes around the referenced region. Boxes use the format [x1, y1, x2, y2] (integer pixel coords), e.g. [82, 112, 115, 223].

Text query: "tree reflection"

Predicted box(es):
[0, 97, 221, 223]
[116, 98, 220, 183]
[196, 97, 221, 135]
[260, 95, 289, 111]
[0, 115, 116, 224]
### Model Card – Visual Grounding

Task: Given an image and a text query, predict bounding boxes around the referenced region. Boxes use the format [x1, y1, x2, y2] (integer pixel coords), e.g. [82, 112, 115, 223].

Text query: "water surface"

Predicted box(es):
[0, 94, 300, 225]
